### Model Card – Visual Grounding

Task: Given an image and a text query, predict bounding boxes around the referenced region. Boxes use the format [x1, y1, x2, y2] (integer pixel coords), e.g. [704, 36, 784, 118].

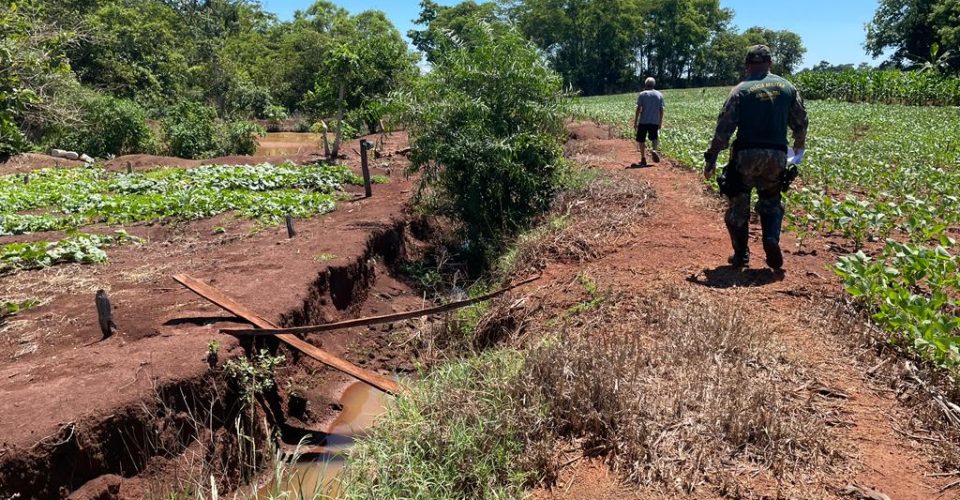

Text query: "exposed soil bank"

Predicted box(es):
[0, 133, 425, 498]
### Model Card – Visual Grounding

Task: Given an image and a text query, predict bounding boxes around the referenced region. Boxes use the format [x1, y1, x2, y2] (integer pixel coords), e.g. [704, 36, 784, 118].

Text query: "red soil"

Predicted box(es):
[0, 133, 423, 498]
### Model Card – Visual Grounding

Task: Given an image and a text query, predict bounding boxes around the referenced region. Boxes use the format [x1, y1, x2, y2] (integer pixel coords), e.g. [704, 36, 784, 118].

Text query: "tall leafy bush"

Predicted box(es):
[222, 120, 266, 156]
[55, 92, 156, 157]
[405, 19, 567, 262]
[162, 102, 221, 159]
[162, 102, 264, 159]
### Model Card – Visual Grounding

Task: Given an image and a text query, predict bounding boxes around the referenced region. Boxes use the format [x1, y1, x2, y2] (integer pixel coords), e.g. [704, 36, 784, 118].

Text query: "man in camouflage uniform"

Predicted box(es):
[703, 45, 808, 270]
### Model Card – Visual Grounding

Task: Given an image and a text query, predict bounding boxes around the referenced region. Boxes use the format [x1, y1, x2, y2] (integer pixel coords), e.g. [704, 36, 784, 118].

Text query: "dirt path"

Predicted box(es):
[536, 124, 953, 499]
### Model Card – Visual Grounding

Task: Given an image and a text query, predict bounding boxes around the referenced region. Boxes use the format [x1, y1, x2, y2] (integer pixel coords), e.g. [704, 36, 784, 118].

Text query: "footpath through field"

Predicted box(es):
[536, 123, 953, 499]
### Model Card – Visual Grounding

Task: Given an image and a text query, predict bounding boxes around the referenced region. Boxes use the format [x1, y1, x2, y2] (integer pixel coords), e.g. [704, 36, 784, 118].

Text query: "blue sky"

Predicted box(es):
[259, 0, 881, 69]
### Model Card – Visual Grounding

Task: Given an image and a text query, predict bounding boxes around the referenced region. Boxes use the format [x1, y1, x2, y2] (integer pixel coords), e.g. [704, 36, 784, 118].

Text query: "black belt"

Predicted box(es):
[732, 140, 788, 153]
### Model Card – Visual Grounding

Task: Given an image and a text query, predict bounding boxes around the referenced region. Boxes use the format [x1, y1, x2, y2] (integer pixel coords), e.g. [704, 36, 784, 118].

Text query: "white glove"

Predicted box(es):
[787, 148, 805, 165]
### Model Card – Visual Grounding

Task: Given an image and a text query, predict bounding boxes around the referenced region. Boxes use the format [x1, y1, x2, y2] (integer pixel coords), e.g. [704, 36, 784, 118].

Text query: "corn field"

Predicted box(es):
[793, 69, 960, 106]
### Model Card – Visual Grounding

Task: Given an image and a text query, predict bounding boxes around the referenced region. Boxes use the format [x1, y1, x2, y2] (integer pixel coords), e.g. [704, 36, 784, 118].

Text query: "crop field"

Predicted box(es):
[0, 162, 363, 274]
[574, 89, 960, 373]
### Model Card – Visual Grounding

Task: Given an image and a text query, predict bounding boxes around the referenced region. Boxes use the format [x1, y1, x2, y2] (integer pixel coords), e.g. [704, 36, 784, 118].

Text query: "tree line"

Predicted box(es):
[8, 0, 953, 162]
[1, 0, 420, 160]
[412, 0, 805, 96]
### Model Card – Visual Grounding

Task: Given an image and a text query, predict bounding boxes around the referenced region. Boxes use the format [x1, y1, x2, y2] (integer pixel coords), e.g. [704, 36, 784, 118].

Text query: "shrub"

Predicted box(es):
[263, 104, 288, 123]
[405, 19, 567, 263]
[162, 102, 222, 159]
[223, 78, 273, 119]
[221, 120, 266, 156]
[56, 93, 157, 158]
[162, 102, 264, 159]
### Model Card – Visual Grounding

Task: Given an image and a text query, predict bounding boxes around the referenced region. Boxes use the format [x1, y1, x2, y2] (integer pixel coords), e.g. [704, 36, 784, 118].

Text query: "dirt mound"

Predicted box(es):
[103, 154, 199, 171]
[0, 153, 85, 175]
[567, 121, 622, 141]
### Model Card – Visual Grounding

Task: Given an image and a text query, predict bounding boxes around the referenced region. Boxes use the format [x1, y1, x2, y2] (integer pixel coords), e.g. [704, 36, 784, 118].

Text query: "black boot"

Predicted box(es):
[726, 222, 750, 267]
[758, 199, 785, 271]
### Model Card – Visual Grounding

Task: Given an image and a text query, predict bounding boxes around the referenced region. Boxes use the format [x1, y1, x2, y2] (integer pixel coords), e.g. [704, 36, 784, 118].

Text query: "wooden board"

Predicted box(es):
[173, 274, 401, 395]
[220, 275, 539, 337]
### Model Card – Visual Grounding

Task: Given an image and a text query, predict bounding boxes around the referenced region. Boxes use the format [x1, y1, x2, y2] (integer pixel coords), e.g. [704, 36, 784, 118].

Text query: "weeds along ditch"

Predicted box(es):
[0, 162, 370, 275]
[333, 172, 838, 497]
[573, 88, 960, 377]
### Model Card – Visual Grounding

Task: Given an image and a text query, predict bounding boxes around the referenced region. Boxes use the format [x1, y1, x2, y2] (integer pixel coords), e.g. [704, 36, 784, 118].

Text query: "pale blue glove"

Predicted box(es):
[787, 148, 805, 165]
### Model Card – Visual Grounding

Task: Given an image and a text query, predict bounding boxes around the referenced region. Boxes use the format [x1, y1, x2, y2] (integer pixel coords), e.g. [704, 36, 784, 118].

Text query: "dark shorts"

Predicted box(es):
[635, 124, 659, 143]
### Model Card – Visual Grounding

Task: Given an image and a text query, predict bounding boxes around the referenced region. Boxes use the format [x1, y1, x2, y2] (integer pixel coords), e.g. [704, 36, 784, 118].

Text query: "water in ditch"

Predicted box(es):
[260, 380, 392, 498]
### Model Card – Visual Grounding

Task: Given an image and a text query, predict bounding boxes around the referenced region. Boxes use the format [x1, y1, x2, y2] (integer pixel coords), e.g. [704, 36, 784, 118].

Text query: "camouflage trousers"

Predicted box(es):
[725, 149, 786, 240]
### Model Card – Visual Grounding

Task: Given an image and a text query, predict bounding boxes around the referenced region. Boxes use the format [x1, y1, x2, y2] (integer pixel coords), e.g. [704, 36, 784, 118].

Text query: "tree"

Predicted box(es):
[0, 1, 82, 157]
[696, 28, 746, 85]
[68, 0, 189, 102]
[405, 18, 566, 262]
[409, 0, 501, 63]
[303, 8, 420, 147]
[742, 27, 806, 75]
[810, 60, 856, 72]
[509, 0, 646, 95]
[270, 1, 350, 110]
[866, 0, 959, 72]
[642, 0, 733, 86]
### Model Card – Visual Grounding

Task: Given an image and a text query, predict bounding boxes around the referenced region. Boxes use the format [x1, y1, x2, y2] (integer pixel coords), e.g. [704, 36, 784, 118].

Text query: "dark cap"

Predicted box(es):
[745, 45, 772, 64]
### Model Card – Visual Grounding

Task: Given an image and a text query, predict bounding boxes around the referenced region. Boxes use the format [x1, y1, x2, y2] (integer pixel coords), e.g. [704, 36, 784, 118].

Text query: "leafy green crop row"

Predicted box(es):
[836, 241, 959, 369]
[574, 88, 960, 375]
[1, 231, 140, 274]
[1, 299, 40, 322]
[0, 162, 363, 236]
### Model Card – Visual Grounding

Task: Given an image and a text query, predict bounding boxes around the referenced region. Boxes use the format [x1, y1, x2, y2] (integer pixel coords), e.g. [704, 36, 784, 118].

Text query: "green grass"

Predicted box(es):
[342, 350, 532, 500]
[574, 89, 960, 374]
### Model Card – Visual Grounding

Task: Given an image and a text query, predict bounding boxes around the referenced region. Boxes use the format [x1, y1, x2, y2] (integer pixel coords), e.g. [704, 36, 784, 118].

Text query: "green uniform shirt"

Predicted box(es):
[707, 72, 808, 155]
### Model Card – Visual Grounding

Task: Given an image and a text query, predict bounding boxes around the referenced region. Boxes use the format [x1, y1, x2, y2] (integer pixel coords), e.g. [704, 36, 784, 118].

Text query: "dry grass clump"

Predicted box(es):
[514, 285, 842, 496]
[413, 294, 537, 364]
[501, 171, 653, 278]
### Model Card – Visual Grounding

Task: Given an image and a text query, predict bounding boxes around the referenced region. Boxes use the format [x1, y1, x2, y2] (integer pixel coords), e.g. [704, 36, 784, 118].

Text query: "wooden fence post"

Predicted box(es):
[360, 139, 373, 198]
[95, 290, 115, 339]
[285, 215, 296, 238]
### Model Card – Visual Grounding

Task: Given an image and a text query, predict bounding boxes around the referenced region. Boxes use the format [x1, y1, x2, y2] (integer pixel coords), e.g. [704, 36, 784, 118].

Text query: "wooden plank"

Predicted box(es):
[220, 275, 539, 337]
[172, 274, 400, 395]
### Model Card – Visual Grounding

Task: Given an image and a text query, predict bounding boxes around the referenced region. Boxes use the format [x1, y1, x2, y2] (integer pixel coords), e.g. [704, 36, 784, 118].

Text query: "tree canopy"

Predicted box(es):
[3, 0, 420, 158]
[498, 0, 805, 93]
[866, 0, 959, 72]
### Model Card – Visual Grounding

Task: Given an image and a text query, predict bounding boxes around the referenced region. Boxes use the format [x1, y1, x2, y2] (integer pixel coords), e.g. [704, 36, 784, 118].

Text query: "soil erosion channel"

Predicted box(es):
[263, 380, 392, 497]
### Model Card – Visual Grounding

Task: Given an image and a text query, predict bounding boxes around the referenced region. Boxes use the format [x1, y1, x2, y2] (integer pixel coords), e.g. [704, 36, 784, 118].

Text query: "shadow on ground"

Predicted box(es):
[687, 265, 785, 288]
